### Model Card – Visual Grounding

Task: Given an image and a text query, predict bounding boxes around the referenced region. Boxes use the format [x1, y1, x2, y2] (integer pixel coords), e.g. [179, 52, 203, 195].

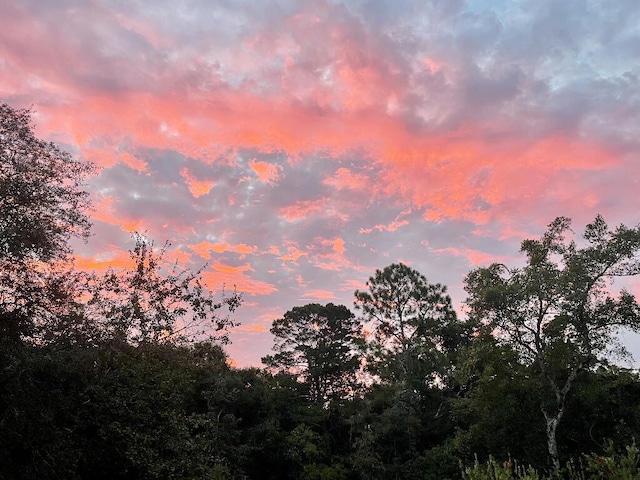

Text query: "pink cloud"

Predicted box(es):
[179, 168, 215, 198]
[313, 262, 343, 272]
[6, 0, 640, 367]
[323, 167, 369, 191]
[422, 56, 444, 74]
[203, 263, 277, 296]
[431, 247, 513, 267]
[341, 279, 367, 293]
[119, 152, 147, 173]
[279, 198, 328, 222]
[189, 241, 257, 259]
[23, 70, 619, 237]
[301, 290, 337, 300]
[279, 245, 308, 263]
[249, 158, 282, 184]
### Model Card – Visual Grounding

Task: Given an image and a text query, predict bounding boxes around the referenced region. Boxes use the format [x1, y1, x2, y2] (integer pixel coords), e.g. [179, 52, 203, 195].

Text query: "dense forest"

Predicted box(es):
[2, 102, 640, 479]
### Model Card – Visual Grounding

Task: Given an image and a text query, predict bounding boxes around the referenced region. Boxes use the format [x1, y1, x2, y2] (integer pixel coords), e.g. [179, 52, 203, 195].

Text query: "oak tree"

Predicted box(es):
[0, 103, 95, 342]
[464, 215, 640, 472]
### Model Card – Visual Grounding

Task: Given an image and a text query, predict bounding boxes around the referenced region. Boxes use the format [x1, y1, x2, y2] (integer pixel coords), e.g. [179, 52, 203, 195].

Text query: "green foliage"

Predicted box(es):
[461, 443, 640, 480]
[582, 442, 640, 480]
[0, 341, 249, 479]
[452, 332, 548, 469]
[464, 216, 640, 471]
[461, 456, 541, 480]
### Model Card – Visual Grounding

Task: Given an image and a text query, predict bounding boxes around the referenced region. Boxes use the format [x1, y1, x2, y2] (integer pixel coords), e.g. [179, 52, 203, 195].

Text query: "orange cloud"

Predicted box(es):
[188, 242, 214, 260]
[323, 167, 369, 191]
[249, 158, 281, 184]
[202, 263, 277, 296]
[279, 245, 308, 263]
[374, 220, 409, 232]
[306, 237, 354, 271]
[90, 195, 143, 232]
[164, 248, 193, 265]
[73, 249, 135, 273]
[267, 246, 281, 255]
[301, 290, 337, 300]
[279, 198, 327, 222]
[189, 241, 256, 259]
[179, 168, 215, 198]
[119, 152, 147, 173]
[235, 324, 268, 333]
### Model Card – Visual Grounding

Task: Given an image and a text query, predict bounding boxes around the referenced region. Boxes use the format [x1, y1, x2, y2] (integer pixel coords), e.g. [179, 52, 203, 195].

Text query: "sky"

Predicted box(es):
[2, 0, 640, 367]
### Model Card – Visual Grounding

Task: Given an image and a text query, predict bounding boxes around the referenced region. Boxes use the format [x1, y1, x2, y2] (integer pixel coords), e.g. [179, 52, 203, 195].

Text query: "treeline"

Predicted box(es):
[2, 102, 640, 479]
[3, 312, 640, 479]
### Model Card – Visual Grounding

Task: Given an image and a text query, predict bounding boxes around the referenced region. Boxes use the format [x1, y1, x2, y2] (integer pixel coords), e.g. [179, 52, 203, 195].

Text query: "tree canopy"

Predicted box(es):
[464, 215, 640, 472]
[0, 103, 95, 263]
[262, 303, 365, 405]
[0, 103, 96, 342]
[56, 235, 242, 347]
[354, 263, 463, 388]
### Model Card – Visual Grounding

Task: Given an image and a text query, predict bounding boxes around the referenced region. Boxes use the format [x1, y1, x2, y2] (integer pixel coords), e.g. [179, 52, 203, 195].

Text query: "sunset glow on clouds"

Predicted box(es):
[3, 0, 640, 365]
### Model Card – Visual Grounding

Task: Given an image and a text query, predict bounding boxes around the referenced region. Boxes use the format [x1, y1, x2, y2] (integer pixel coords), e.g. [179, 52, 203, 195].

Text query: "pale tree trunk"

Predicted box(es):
[537, 356, 581, 477]
[543, 409, 562, 475]
[540, 363, 581, 476]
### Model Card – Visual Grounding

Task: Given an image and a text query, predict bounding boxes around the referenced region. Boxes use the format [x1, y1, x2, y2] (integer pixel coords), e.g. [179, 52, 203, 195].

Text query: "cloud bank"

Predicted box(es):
[2, 0, 640, 365]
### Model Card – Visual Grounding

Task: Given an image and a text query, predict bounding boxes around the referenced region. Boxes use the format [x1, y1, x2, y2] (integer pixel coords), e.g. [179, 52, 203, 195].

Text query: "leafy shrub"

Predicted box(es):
[461, 456, 540, 480]
[461, 443, 640, 480]
[581, 442, 640, 480]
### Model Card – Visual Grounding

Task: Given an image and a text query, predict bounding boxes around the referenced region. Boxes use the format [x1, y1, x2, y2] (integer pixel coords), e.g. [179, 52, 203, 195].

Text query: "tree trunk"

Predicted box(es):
[545, 414, 560, 474]
[537, 357, 579, 476]
[542, 407, 564, 476]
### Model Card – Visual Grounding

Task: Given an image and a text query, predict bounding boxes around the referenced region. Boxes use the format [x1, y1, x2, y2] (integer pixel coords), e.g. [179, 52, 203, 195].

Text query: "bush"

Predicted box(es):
[580, 442, 640, 480]
[461, 443, 640, 480]
[461, 456, 540, 480]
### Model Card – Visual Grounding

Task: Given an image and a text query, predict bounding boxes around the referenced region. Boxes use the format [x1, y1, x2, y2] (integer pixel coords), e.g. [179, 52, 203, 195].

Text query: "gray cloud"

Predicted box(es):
[3, 0, 640, 366]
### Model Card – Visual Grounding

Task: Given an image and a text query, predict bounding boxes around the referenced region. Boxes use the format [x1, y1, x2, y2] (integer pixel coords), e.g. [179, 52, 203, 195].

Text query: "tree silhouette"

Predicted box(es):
[0, 103, 95, 343]
[465, 215, 640, 472]
[263, 303, 365, 405]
